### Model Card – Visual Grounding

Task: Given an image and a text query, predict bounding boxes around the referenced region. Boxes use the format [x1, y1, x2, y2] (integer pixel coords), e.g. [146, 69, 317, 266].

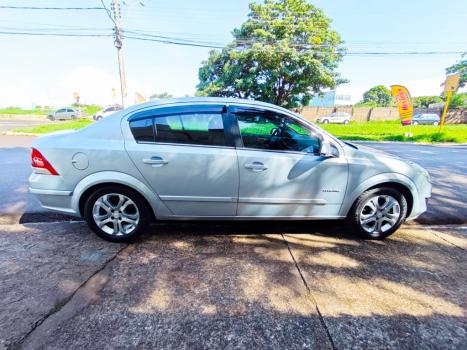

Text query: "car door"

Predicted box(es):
[231, 106, 348, 218]
[125, 104, 239, 217]
[67, 109, 74, 119]
[55, 109, 65, 119]
[336, 112, 343, 123]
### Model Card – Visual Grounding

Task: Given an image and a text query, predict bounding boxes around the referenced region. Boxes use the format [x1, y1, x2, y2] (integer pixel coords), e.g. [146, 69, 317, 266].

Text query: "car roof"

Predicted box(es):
[121, 97, 295, 116]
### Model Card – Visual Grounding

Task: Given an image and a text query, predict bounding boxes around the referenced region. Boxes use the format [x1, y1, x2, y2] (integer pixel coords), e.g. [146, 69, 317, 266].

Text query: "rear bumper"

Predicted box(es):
[29, 172, 80, 216]
[29, 187, 80, 216]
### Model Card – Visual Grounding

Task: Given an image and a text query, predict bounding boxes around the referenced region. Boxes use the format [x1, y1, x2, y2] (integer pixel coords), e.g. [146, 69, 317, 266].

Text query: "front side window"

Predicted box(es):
[154, 113, 226, 146]
[236, 112, 320, 153]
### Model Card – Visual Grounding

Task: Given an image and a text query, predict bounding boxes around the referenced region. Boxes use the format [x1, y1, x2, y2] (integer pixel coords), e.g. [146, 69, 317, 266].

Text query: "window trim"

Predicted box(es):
[128, 104, 225, 122]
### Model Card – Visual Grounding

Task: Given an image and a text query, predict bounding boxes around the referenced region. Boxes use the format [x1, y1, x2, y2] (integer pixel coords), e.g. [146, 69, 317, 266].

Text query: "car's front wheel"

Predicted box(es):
[413, 121, 419, 125]
[348, 187, 408, 239]
[433, 121, 439, 126]
[83, 186, 151, 242]
[323, 119, 329, 124]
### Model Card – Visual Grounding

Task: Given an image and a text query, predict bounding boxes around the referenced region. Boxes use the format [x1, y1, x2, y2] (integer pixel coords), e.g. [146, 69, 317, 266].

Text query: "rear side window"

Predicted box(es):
[154, 113, 226, 146]
[130, 118, 154, 142]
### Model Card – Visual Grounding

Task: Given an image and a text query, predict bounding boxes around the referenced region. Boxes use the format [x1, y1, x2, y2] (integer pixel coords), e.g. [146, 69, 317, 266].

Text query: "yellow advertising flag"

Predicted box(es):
[391, 85, 413, 126]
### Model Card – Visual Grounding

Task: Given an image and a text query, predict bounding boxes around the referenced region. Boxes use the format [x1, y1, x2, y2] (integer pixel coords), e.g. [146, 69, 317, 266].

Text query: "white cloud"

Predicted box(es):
[53, 66, 119, 106]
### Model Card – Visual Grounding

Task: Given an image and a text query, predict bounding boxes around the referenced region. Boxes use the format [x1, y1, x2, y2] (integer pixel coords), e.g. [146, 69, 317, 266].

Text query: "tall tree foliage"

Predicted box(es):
[446, 59, 467, 88]
[196, 0, 346, 108]
[358, 85, 393, 107]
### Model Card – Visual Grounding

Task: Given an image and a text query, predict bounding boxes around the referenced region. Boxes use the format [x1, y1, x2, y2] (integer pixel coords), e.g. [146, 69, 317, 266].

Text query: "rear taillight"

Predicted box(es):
[31, 148, 59, 175]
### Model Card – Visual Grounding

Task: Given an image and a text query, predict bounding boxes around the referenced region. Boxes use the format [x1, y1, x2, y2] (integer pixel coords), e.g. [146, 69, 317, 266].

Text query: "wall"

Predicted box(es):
[299, 106, 467, 124]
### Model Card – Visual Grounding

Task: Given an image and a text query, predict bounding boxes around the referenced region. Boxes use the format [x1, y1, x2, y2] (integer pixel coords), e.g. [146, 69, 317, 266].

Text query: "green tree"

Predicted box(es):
[446, 59, 467, 88]
[150, 92, 173, 100]
[449, 93, 467, 108]
[359, 85, 392, 107]
[196, 0, 346, 108]
[412, 95, 443, 108]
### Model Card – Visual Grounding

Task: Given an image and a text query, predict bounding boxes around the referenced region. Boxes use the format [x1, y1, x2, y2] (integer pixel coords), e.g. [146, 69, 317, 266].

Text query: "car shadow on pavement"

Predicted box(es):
[145, 219, 352, 238]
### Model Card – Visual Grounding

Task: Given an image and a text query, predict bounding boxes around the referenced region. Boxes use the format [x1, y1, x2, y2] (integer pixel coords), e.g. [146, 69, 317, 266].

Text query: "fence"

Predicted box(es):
[299, 106, 467, 124]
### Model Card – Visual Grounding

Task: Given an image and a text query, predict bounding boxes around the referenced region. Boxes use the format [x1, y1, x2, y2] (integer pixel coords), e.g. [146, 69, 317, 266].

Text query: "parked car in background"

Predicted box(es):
[29, 98, 431, 243]
[317, 112, 351, 124]
[48, 108, 79, 121]
[411, 113, 440, 126]
[93, 105, 122, 120]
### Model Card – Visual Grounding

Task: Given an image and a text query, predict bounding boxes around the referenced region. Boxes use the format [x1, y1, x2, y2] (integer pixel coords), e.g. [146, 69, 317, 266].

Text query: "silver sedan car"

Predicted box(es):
[29, 98, 431, 242]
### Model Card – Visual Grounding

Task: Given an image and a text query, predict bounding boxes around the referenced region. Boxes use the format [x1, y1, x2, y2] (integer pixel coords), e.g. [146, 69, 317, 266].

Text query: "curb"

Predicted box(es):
[353, 140, 467, 146]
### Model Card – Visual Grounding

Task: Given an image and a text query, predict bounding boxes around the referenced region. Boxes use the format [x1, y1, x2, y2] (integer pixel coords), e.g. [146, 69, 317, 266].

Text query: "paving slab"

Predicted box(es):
[284, 226, 467, 349]
[19, 223, 331, 350]
[0, 222, 124, 349]
[2, 221, 466, 349]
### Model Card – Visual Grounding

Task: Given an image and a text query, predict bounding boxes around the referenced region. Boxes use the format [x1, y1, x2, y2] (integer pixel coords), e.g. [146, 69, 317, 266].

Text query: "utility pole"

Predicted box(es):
[111, 0, 126, 107]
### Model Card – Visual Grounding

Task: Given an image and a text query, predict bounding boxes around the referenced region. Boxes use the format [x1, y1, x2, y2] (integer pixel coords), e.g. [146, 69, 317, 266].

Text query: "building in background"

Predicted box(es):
[310, 90, 351, 107]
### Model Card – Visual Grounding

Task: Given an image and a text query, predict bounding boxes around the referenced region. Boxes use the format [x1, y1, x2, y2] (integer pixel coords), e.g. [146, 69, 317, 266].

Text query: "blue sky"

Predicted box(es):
[0, 0, 466, 107]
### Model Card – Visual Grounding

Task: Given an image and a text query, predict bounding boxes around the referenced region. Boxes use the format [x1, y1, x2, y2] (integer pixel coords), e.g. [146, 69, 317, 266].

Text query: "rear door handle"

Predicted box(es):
[142, 156, 168, 167]
[244, 161, 268, 172]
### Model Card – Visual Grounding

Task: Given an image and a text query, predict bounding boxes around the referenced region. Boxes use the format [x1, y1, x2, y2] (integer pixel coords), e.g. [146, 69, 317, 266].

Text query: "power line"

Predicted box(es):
[0, 29, 463, 56]
[0, 31, 112, 37]
[0, 5, 104, 10]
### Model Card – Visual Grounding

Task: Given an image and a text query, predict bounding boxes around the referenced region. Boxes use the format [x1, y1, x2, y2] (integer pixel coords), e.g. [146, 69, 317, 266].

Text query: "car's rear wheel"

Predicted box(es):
[323, 119, 329, 124]
[433, 121, 439, 126]
[344, 119, 349, 125]
[413, 121, 419, 125]
[83, 186, 151, 242]
[348, 187, 407, 239]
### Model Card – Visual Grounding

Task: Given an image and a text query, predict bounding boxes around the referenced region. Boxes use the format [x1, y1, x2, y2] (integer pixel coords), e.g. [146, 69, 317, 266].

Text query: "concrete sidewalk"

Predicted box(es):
[1, 221, 465, 349]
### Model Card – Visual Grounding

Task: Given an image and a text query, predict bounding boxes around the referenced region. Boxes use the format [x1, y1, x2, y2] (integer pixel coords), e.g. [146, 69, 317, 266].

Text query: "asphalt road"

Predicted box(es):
[0, 135, 466, 224]
[0, 119, 49, 132]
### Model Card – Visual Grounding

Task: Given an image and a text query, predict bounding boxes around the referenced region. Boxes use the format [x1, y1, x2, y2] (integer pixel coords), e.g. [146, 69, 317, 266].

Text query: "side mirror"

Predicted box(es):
[320, 141, 339, 158]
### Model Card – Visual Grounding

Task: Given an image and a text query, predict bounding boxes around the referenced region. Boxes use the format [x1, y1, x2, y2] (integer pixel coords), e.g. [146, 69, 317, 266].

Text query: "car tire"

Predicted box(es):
[347, 187, 408, 240]
[96, 116, 103, 120]
[323, 119, 329, 124]
[344, 120, 349, 125]
[433, 121, 439, 126]
[413, 121, 419, 125]
[83, 185, 151, 242]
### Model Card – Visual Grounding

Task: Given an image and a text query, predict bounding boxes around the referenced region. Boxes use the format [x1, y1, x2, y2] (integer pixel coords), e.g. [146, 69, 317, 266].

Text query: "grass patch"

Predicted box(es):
[14, 119, 93, 134]
[320, 120, 467, 143]
[0, 107, 51, 115]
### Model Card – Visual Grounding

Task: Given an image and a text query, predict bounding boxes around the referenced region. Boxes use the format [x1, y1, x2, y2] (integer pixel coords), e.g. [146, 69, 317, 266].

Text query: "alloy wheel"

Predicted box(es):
[359, 195, 401, 234]
[92, 193, 140, 236]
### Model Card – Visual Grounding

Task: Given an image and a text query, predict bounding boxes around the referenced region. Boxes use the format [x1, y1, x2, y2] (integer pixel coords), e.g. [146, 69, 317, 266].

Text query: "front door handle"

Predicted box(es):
[244, 161, 268, 172]
[142, 156, 168, 167]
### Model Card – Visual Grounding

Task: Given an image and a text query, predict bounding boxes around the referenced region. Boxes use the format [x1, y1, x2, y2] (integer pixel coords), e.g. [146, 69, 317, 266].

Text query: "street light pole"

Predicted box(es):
[112, 0, 126, 107]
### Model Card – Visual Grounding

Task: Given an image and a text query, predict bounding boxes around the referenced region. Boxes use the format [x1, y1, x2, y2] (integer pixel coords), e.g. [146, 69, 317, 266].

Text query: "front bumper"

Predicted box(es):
[406, 174, 432, 221]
